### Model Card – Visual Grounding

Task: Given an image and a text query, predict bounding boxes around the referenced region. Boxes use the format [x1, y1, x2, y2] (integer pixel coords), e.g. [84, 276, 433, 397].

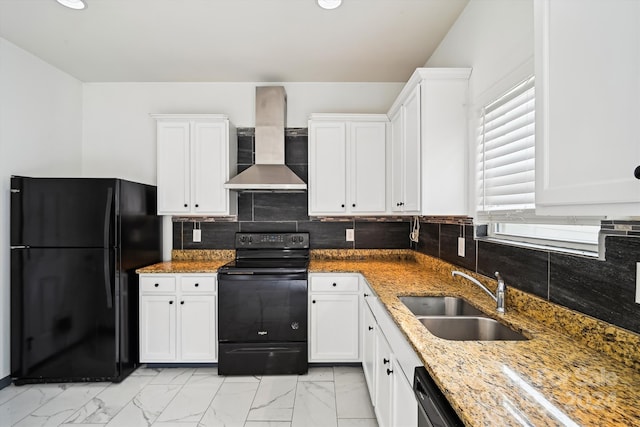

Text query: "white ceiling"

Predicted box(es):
[0, 0, 468, 83]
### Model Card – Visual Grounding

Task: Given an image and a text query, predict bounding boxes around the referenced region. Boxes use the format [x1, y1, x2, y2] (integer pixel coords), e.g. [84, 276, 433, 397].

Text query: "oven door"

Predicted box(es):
[218, 273, 308, 343]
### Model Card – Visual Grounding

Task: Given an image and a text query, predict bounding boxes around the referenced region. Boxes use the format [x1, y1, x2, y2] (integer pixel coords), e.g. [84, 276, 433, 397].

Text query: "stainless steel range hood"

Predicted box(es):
[224, 86, 307, 192]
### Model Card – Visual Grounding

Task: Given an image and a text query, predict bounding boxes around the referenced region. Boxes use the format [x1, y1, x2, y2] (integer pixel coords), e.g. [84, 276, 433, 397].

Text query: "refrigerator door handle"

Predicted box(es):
[104, 249, 113, 309]
[103, 187, 114, 308]
[103, 187, 113, 248]
[10, 246, 28, 249]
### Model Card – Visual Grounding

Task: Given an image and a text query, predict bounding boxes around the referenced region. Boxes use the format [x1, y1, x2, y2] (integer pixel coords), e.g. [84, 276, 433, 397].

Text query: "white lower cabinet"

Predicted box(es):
[179, 295, 217, 361]
[140, 295, 177, 361]
[374, 329, 394, 427]
[139, 274, 217, 363]
[362, 297, 377, 400]
[363, 281, 420, 427]
[392, 358, 419, 427]
[308, 274, 360, 362]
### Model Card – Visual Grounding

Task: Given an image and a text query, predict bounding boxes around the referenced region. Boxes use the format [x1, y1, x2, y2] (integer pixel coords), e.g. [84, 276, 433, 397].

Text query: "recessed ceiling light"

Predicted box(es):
[56, 0, 86, 10]
[317, 0, 342, 10]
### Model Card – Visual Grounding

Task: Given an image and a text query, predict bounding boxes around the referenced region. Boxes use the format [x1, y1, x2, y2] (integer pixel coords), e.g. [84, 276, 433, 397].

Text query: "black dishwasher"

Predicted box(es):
[414, 367, 464, 427]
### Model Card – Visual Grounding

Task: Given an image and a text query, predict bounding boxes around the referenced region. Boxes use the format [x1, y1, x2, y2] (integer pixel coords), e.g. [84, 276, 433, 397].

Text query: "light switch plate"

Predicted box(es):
[346, 228, 355, 242]
[457, 237, 465, 257]
[636, 263, 640, 304]
[193, 229, 202, 243]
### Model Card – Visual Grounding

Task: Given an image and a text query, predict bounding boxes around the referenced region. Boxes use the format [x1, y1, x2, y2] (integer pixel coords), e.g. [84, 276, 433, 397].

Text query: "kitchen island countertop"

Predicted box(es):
[137, 251, 640, 426]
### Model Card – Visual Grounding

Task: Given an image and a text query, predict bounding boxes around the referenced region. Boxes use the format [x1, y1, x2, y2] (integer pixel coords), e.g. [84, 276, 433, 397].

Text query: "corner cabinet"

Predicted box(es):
[308, 114, 388, 216]
[534, 0, 640, 217]
[139, 274, 217, 363]
[308, 274, 361, 362]
[387, 68, 471, 216]
[153, 114, 237, 216]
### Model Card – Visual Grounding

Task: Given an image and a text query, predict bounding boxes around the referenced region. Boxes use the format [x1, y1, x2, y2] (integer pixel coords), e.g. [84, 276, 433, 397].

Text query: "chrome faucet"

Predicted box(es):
[452, 270, 507, 313]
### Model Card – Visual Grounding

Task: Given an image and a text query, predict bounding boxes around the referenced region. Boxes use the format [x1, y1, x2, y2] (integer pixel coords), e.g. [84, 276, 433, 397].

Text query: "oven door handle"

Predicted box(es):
[218, 272, 308, 281]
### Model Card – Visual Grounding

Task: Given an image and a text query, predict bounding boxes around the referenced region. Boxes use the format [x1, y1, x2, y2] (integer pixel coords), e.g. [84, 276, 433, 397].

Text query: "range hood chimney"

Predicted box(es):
[224, 86, 307, 192]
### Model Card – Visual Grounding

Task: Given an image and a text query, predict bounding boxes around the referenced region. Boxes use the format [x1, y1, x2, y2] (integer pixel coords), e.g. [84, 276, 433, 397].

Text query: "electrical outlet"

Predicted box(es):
[346, 228, 355, 242]
[193, 229, 201, 243]
[457, 237, 465, 257]
[636, 263, 640, 304]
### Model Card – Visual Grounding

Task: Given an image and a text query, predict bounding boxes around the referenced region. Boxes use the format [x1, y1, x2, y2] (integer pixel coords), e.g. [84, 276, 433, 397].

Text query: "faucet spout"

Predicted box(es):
[452, 270, 506, 313]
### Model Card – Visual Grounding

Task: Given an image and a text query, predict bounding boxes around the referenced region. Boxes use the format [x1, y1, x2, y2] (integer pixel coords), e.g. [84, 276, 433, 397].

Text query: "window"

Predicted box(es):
[476, 76, 599, 253]
[477, 76, 535, 214]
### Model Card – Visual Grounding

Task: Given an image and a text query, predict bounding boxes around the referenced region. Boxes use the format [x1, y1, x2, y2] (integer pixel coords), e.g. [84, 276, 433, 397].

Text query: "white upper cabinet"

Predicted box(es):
[535, 0, 640, 217]
[390, 86, 421, 213]
[153, 114, 237, 216]
[308, 121, 348, 215]
[309, 114, 388, 216]
[387, 68, 471, 216]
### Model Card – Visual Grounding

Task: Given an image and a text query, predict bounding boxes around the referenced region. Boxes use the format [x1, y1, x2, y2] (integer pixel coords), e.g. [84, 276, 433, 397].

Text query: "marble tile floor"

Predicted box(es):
[0, 366, 379, 427]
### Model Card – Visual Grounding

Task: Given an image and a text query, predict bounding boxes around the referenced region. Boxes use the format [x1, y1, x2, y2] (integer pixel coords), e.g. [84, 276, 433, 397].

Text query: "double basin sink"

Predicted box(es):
[399, 296, 528, 341]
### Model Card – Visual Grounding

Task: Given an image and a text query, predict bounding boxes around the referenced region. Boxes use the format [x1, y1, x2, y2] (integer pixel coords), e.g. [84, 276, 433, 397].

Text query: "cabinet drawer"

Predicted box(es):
[311, 276, 359, 292]
[141, 276, 176, 293]
[180, 276, 216, 293]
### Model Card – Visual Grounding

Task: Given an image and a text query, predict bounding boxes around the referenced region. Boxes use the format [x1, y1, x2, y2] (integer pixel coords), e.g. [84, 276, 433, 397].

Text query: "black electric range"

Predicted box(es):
[217, 232, 310, 375]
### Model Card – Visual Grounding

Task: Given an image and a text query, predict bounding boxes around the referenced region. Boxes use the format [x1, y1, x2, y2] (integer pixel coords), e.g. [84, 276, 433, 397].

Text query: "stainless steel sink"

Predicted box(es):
[417, 316, 528, 341]
[399, 296, 485, 317]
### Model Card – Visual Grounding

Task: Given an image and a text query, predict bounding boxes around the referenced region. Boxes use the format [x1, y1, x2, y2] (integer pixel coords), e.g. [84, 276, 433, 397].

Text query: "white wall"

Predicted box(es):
[425, 0, 534, 216]
[82, 82, 403, 184]
[0, 38, 83, 380]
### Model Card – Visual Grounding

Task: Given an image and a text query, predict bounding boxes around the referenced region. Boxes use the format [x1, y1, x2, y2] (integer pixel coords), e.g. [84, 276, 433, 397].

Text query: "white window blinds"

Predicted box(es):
[477, 76, 535, 215]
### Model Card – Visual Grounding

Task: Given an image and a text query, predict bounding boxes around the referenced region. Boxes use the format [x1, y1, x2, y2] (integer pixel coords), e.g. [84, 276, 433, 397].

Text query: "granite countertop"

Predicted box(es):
[137, 251, 640, 426]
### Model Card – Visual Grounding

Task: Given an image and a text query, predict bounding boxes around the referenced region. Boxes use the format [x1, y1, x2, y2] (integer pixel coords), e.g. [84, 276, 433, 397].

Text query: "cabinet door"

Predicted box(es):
[374, 330, 393, 427]
[421, 78, 469, 216]
[535, 0, 640, 216]
[362, 300, 377, 402]
[351, 122, 387, 213]
[157, 121, 190, 214]
[192, 121, 228, 215]
[309, 293, 359, 362]
[402, 85, 422, 213]
[309, 122, 347, 214]
[390, 109, 405, 212]
[392, 356, 418, 427]
[140, 295, 177, 362]
[179, 295, 216, 362]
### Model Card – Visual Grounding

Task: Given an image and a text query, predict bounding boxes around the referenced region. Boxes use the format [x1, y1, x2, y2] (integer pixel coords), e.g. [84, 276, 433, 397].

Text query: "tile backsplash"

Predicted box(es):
[415, 221, 640, 335]
[172, 128, 411, 250]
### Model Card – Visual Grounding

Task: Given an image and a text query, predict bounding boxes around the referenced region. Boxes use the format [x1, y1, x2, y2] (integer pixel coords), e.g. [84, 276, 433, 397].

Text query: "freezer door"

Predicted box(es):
[11, 247, 119, 381]
[11, 177, 117, 248]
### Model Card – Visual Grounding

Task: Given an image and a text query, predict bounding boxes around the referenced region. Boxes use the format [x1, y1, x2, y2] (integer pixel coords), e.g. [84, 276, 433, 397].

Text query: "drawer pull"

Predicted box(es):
[383, 358, 389, 364]
[364, 293, 369, 297]
[312, 300, 316, 304]
[154, 283, 159, 287]
[386, 369, 393, 376]
[332, 283, 337, 287]
[181, 301, 184, 305]
[169, 300, 174, 305]
[195, 283, 199, 287]
[368, 326, 374, 331]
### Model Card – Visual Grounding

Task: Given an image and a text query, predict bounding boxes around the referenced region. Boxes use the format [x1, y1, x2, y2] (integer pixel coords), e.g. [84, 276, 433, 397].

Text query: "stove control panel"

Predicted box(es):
[235, 232, 309, 249]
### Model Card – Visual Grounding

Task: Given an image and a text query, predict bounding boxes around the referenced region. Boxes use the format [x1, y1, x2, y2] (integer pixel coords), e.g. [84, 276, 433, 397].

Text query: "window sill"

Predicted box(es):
[476, 236, 601, 259]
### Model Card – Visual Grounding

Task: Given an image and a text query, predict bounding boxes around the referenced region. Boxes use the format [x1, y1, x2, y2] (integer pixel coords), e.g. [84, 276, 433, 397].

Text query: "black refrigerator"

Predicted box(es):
[10, 176, 163, 384]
